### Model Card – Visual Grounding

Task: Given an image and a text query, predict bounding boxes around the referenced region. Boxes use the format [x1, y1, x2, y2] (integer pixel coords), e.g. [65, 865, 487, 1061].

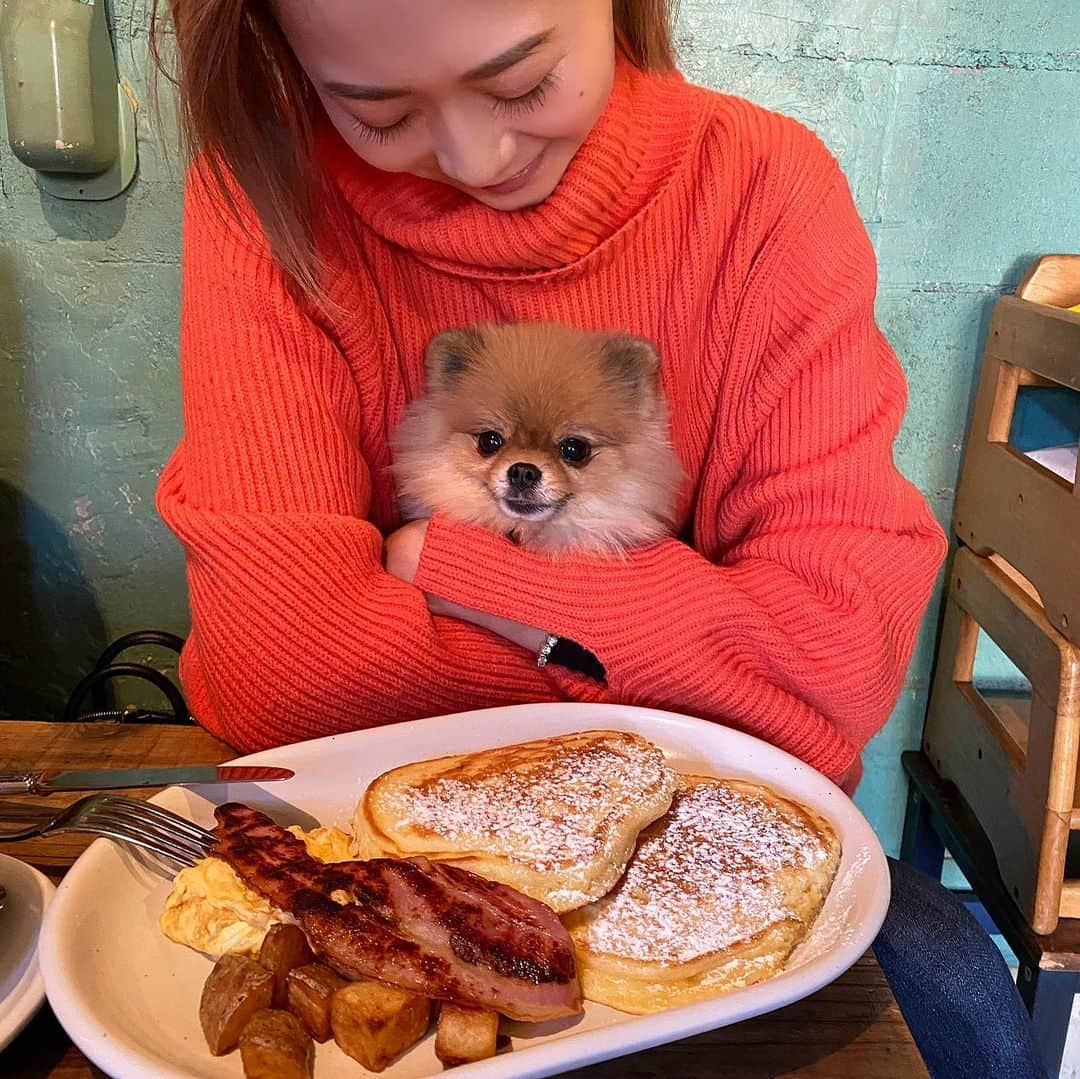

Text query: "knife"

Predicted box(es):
[0, 765, 294, 796]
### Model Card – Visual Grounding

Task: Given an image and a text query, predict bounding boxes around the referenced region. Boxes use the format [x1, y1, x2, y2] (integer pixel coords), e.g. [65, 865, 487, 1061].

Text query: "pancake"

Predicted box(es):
[564, 775, 841, 1013]
[352, 730, 676, 913]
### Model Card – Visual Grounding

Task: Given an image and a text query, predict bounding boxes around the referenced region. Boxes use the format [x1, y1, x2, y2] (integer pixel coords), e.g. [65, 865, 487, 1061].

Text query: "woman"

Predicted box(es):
[153, 2, 1046, 1075]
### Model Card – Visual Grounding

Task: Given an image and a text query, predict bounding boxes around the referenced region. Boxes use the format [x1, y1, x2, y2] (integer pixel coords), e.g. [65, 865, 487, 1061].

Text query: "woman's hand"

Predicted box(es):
[383, 518, 429, 588]
[384, 519, 549, 654]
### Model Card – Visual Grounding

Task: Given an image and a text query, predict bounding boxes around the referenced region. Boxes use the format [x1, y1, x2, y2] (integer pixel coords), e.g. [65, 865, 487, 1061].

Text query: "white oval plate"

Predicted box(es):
[40, 702, 888, 1078]
[0, 853, 56, 1052]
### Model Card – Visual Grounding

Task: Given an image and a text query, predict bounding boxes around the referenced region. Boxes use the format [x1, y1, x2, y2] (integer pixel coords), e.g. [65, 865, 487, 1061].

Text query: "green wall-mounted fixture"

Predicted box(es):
[0, 0, 137, 200]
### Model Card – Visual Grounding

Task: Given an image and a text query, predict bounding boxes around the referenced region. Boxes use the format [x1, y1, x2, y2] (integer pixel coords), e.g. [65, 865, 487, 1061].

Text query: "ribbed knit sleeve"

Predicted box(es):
[157, 173, 560, 751]
[414, 169, 946, 786]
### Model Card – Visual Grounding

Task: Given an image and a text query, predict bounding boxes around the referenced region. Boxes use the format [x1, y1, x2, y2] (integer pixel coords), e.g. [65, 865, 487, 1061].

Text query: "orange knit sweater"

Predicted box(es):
[158, 58, 946, 788]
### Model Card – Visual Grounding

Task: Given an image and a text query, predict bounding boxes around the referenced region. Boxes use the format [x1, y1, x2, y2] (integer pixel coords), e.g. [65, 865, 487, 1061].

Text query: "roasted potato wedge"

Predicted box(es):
[259, 924, 315, 1008]
[239, 1008, 314, 1079]
[286, 963, 347, 1042]
[331, 978, 431, 1072]
[199, 954, 275, 1055]
[435, 1004, 499, 1068]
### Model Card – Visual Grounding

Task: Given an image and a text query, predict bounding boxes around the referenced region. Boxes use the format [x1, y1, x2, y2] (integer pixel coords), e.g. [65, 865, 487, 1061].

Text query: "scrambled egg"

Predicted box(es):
[291, 824, 352, 863]
[160, 824, 352, 958]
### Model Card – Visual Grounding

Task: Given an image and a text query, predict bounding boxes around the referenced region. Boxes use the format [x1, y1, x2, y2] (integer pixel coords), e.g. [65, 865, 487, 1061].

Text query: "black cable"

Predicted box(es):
[89, 630, 186, 713]
[65, 661, 191, 724]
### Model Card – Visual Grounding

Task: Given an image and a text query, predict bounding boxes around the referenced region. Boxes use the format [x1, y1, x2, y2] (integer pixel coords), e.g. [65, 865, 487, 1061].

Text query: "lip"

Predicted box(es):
[478, 148, 547, 197]
[499, 495, 562, 521]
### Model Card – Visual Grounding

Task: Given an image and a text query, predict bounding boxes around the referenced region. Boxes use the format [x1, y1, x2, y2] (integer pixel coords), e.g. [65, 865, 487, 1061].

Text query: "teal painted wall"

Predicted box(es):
[676, 0, 1080, 848]
[2, 2, 1079, 853]
[0, 2, 185, 718]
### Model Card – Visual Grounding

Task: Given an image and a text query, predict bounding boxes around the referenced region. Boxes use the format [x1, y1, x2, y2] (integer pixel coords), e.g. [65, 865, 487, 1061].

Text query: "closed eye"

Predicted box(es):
[491, 71, 557, 116]
[348, 70, 557, 144]
[349, 113, 416, 144]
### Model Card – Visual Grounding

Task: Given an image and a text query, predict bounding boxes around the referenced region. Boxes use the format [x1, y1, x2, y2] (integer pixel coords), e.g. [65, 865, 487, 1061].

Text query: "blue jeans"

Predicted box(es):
[874, 858, 1049, 1079]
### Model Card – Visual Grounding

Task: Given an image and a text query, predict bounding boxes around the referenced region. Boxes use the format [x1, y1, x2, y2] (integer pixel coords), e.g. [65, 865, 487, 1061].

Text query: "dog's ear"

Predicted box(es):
[425, 326, 485, 390]
[602, 333, 661, 399]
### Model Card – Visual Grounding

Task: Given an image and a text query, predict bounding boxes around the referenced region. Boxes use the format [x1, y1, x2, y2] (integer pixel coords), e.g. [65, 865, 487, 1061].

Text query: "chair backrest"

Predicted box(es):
[1017, 254, 1080, 309]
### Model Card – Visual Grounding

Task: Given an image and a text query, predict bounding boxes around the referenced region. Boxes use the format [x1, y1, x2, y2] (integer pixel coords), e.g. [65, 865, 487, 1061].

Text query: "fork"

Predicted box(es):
[0, 793, 217, 868]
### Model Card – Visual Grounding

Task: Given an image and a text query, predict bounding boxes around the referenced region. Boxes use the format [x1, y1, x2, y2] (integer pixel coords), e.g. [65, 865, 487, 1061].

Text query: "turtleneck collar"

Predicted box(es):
[316, 55, 703, 279]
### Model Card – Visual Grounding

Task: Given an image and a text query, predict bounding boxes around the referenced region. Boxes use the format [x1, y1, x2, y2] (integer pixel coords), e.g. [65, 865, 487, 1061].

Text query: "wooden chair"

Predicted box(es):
[953, 256, 1080, 647]
[901, 751, 1080, 1079]
[1016, 254, 1080, 310]
[903, 254, 1080, 1076]
[922, 546, 1080, 933]
[925, 253, 1080, 934]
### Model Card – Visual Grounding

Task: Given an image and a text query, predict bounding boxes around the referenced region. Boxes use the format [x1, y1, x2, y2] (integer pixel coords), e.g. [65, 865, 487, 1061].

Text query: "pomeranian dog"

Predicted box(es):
[391, 321, 684, 553]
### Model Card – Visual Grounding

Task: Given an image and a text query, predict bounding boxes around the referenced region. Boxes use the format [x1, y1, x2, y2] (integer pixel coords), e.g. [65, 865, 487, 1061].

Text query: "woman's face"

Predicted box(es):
[274, 0, 616, 210]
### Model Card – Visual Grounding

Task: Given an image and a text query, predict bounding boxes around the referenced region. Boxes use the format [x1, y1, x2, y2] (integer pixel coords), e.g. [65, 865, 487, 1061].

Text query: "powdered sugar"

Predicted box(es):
[385, 737, 671, 873]
[580, 780, 832, 964]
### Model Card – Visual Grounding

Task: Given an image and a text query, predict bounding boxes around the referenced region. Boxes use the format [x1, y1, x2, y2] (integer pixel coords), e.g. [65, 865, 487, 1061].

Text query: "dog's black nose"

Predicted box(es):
[507, 462, 542, 490]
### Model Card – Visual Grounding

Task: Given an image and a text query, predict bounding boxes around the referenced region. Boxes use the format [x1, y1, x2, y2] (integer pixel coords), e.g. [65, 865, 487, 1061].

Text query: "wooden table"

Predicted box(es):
[1, 722, 929, 1078]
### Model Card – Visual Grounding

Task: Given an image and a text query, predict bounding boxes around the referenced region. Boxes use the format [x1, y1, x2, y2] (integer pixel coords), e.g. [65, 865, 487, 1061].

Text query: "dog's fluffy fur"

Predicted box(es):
[391, 322, 684, 553]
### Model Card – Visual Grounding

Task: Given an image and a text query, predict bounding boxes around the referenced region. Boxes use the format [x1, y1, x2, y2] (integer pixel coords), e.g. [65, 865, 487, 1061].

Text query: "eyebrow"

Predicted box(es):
[322, 28, 554, 102]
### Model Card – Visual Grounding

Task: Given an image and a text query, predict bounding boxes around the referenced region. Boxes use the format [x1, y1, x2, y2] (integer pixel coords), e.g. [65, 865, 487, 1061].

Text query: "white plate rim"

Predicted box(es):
[40, 701, 890, 1079]
[0, 853, 57, 1052]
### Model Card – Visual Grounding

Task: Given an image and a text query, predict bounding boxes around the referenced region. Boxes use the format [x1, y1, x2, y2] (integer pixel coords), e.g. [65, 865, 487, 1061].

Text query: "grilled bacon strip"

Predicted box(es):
[211, 803, 581, 1022]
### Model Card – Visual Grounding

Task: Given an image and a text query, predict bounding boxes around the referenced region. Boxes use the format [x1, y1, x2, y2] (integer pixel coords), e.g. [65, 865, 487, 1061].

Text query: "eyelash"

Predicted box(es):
[492, 71, 557, 116]
[350, 114, 415, 145]
[348, 71, 557, 144]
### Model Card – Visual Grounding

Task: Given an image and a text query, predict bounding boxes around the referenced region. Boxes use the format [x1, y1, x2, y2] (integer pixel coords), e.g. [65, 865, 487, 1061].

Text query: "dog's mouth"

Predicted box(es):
[496, 494, 569, 522]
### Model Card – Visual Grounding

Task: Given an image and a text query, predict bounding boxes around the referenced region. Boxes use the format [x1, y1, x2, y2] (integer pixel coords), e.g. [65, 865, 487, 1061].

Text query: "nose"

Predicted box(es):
[432, 105, 515, 189]
[507, 462, 542, 490]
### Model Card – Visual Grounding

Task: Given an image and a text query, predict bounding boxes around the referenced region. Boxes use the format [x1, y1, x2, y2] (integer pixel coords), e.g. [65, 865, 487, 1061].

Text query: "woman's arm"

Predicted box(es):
[385, 526, 548, 654]
[158, 168, 561, 752]
[411, 172, 947, 786]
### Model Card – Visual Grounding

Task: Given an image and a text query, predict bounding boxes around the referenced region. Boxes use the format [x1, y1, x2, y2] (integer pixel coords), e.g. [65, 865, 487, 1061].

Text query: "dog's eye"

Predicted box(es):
[558, 437, 591, 464]
[476, 431, 504, 456]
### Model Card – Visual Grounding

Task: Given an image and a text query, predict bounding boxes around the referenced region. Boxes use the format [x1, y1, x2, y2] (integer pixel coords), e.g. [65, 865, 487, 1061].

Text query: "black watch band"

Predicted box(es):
[545, 637, 606, 683]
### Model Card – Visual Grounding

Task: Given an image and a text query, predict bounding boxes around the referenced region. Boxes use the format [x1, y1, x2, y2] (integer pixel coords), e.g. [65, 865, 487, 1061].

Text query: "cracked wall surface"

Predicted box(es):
[2, 0, 1079, 849]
